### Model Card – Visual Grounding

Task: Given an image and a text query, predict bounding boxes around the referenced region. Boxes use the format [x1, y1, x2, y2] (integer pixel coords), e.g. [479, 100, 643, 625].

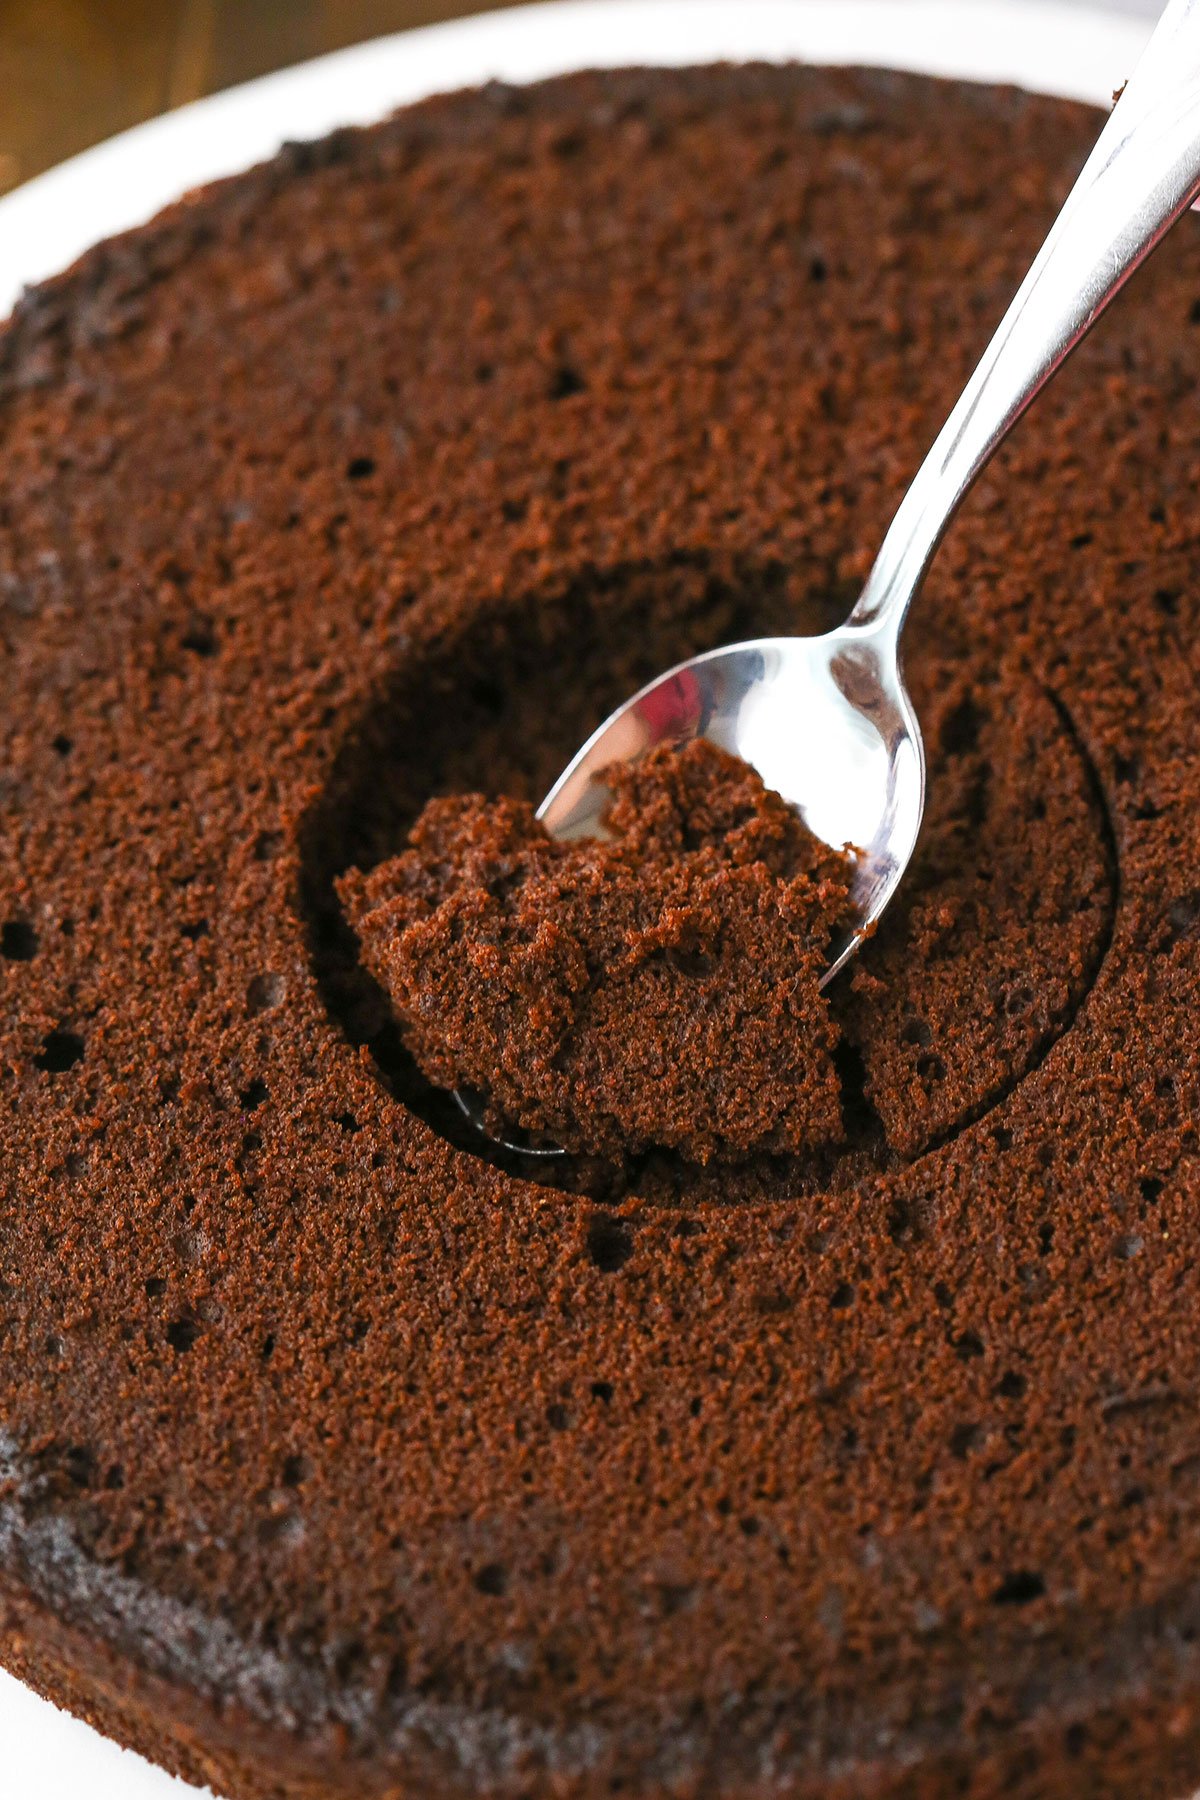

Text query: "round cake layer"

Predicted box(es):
[1, 62, 1199, 1800]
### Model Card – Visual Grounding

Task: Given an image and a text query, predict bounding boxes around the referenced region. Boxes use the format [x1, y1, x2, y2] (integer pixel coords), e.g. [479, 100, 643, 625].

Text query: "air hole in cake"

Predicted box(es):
[298, 552, 1116, 1203]
[991, 1569, 1046, 1606]
[166, 1318, 199, 1354]
[282, 1454, 310, 1488]
[1064, 1723, 1089, 1761]
[0, 919, 37, 961]
[34, 1029, 84, 1073]
[548, 360, 587, 400]
[939, 694, 983, 756]
[949, 1422, 982, 1460]
[181, 617, 217, 657]
[246, 972, 285, 1014]
[586, 1215, 634, 1274]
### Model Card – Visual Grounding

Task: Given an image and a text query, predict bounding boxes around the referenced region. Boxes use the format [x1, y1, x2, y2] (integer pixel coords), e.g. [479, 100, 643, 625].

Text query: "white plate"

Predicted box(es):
[0, 2, 1153, 1795]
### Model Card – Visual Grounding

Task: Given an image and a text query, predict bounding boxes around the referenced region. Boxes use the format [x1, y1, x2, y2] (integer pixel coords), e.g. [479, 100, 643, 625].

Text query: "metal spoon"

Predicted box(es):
[460, 0, 1200, 1154]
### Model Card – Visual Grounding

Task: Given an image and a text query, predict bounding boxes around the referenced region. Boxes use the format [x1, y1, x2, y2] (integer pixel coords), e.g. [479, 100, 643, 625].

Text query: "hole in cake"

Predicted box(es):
[473, 1561, 508, 1598]
[346, 456, 376, 480]
[34, 1029, 84, 1073]
[0, 919, 37, 960]
[298, 550, 1116, 1206]
[181, 617, 217, 657]
[991, 1569, 1045, 1606]
[547, 361, 587, 400]
[246, 972, 285, 1014]
[299, 552, 849, 1185]
[586, 1215, 634, 1274]
[939, 694, 983, 756]
[166, 1318, 200, 1354]
[949, 1422, 981, 1459]
[1164, 890, 1200, 945]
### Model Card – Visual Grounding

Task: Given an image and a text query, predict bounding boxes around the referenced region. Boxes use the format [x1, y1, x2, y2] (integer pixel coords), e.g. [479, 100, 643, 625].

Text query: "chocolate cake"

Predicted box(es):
[0, 58, 1198, 1800]
[338, 740, 852, 1162]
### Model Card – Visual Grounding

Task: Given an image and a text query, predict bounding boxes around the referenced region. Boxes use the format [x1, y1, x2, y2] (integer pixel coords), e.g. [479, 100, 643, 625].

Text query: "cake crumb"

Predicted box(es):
[339, 740, 852, 1162]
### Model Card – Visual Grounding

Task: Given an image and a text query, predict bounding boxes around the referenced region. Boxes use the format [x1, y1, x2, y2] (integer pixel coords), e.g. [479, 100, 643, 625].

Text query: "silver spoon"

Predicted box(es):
[460, 0, 1200, 1154]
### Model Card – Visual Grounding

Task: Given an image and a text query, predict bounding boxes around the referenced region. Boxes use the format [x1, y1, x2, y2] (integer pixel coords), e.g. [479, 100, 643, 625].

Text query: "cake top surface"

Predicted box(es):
[0, 59, 1199, 1800]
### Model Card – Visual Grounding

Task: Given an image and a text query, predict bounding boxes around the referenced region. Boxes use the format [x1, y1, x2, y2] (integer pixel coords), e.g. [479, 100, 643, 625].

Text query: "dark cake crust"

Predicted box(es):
[0, 60, 1198, 1800]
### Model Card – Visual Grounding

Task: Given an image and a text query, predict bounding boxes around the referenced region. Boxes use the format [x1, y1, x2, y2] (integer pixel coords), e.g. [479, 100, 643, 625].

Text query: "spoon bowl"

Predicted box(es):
[539, 624, 925, 988]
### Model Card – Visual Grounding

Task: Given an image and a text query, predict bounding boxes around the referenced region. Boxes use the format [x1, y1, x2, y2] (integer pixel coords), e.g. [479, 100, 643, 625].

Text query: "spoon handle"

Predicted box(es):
[849, 0, 1200, 638]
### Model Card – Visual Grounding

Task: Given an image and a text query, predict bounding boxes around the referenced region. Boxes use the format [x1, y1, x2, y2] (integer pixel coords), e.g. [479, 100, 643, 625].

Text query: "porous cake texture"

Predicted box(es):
[0, 62, 1195, 1800]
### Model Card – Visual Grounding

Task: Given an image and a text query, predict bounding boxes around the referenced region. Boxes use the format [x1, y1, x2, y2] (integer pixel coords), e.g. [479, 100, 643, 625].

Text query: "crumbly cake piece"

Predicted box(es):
[340, 741, 851, 1162]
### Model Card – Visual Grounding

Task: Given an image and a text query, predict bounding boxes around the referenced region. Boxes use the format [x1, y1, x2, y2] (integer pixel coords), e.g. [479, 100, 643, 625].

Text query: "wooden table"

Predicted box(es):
[0, 0, 513, 198]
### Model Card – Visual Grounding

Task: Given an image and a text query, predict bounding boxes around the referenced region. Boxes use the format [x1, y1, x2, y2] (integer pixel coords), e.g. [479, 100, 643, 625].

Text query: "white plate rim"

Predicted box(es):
[0, 1, 1156, 1795]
